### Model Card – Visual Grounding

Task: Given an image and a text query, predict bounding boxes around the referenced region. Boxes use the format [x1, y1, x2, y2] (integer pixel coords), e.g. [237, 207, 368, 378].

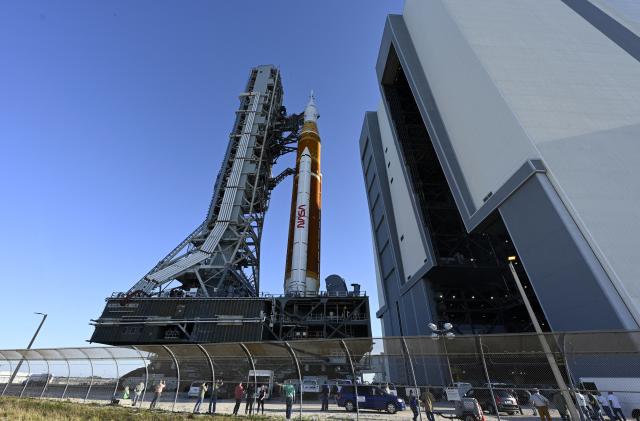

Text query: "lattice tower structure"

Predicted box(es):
[125, 65, 301, 299]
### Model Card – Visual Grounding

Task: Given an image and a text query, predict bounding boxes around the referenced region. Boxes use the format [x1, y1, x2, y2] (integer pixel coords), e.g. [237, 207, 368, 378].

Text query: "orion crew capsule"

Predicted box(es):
[284, 92, 322, 295]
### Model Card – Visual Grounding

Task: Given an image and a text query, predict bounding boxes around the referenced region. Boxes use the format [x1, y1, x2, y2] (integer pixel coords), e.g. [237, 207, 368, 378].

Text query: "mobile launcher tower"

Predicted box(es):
[90, 65, 371, 345]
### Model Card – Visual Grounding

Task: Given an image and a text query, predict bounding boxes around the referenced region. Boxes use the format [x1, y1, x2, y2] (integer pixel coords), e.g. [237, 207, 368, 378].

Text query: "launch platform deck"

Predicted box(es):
[90, 291, 371, 345]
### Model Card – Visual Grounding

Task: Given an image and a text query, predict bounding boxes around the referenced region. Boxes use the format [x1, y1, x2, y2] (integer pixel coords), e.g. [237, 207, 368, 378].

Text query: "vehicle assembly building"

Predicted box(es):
[91, 65, 370, 345]
[361, 0, 640, 337]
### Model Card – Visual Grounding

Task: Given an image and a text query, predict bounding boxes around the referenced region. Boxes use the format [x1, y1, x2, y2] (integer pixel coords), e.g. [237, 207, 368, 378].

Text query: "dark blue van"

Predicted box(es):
[336, 385, 406, 414]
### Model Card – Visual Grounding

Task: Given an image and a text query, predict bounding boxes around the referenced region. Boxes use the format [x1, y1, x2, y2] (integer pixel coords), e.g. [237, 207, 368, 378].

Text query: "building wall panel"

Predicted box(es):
[403, 0, 539, 209]
[500, 174, 637, 330]
[377, 101, 427, 280]
[403, 0, 640, 324]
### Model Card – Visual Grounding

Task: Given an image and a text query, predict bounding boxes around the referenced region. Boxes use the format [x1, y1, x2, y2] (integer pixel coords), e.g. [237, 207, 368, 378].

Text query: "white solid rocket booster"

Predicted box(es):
[289, 148, 312, 292]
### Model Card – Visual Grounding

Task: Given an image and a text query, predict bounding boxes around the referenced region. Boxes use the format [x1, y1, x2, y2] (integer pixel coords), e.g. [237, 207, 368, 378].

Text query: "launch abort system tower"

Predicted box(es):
[90, 65, 371, 345]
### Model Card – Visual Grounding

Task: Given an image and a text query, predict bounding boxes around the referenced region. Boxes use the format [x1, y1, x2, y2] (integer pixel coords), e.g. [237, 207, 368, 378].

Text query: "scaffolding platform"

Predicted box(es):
[90, 292, 371, 345]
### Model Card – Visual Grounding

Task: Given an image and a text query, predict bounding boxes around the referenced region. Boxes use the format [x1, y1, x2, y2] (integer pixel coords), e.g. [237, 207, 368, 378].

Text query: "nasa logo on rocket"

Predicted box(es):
[297, 204, 306, 228]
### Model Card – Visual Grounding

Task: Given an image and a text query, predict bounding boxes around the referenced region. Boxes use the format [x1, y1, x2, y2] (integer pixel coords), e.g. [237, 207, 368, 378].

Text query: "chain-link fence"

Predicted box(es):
[1, 331, 639, 420]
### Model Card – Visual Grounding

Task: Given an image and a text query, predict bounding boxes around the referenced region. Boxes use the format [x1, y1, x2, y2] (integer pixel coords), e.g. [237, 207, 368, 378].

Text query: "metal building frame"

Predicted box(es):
[92, 292, 371, 344]
[122, 65, 302, 299]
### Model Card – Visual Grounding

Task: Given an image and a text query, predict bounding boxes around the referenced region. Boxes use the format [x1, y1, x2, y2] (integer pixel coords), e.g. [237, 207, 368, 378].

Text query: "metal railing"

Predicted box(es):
[108, 290, 368, 299]
[1, 330, 640, 420]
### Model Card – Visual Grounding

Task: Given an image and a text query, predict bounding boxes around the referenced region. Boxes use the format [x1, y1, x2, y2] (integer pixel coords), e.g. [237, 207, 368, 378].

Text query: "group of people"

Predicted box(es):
[406, 386, 628, 421]
[192, 380, 224, 414]
[119, 381, 146, 407]
[408, 388, 437, 421]
[522, 388, 626, 421]
[119, 379, 223, 413]
[230, 382, 269, 416]
[116, 378, 630, 421]
[574, 390, 626, 421]
[117, 378, 295, 416]
[118, 379, 166, 409]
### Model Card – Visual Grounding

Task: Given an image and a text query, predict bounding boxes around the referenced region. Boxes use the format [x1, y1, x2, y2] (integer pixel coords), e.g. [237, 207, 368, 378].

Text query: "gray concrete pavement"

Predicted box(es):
[114, 398, 563, 421]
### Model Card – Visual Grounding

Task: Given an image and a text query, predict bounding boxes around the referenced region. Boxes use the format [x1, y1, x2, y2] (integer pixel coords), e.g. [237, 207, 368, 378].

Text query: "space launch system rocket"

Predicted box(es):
[284, 93, 322, 295]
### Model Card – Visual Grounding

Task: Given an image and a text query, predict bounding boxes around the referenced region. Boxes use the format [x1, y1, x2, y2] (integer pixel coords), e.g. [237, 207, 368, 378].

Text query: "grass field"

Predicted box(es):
[0, 397, 286, 421]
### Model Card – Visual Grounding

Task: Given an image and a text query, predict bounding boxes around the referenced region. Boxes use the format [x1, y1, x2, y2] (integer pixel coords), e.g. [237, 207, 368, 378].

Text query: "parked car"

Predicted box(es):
[464, 388, 519, 415]
[187, 381, 209, 398]
[283, 378, 321, 395]
[186, 381, 228, 399]
[302, 379, 320, 394]
[247, 370, 275, 399]
[484, 382, 530, 405]
[336, 385, 406, 414]
[502, 384, 533, 406]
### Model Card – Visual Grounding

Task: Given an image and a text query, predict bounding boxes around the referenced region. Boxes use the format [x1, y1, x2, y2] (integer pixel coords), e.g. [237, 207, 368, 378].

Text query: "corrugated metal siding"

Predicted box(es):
[92, 298, 266, 344]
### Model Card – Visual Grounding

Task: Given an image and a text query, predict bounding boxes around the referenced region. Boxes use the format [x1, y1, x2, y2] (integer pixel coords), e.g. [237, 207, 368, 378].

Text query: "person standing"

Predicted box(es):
[409, 390, 419, 421]
[576, 390, 590, 420]
[193, 382, 208, 413]
[510, 388, 524, 415]
[122, 385, 130, 403]
[421, 388, 436, 421]
[132, 381, 144, 406]
[257, 384, 266, 415]
[283, 382, 296, 420]
[384, 383, 392, 395]
[321, 382, 330, 412]
[608, 392, 626, 421]
[149, 379, 165, 409]
[523, 389, 537, 416]
[531, 388, 552, 421]
[553, 392, 569, 421]
[233, 383, 244, 416]
[209, 379, 223, 414]
[598, 393, 615, 421]
[589, 392, 605, 421]
[245, 383, 255, 415]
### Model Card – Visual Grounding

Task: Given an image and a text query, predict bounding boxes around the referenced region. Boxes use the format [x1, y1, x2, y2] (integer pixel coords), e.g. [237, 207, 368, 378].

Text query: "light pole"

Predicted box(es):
[8, 312, 47, 386]
[507, 256, 580, 421]
[428, 322, 455, 386]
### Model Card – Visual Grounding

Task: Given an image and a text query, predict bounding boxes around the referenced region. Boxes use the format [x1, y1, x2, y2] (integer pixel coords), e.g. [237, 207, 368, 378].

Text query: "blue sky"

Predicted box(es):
[0, 1, 403, 348]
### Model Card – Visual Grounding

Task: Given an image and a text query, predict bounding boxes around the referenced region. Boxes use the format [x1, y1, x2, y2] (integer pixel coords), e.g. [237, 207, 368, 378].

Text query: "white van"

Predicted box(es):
[302, 379, 320, 394]
[247, 370, 275, 399]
